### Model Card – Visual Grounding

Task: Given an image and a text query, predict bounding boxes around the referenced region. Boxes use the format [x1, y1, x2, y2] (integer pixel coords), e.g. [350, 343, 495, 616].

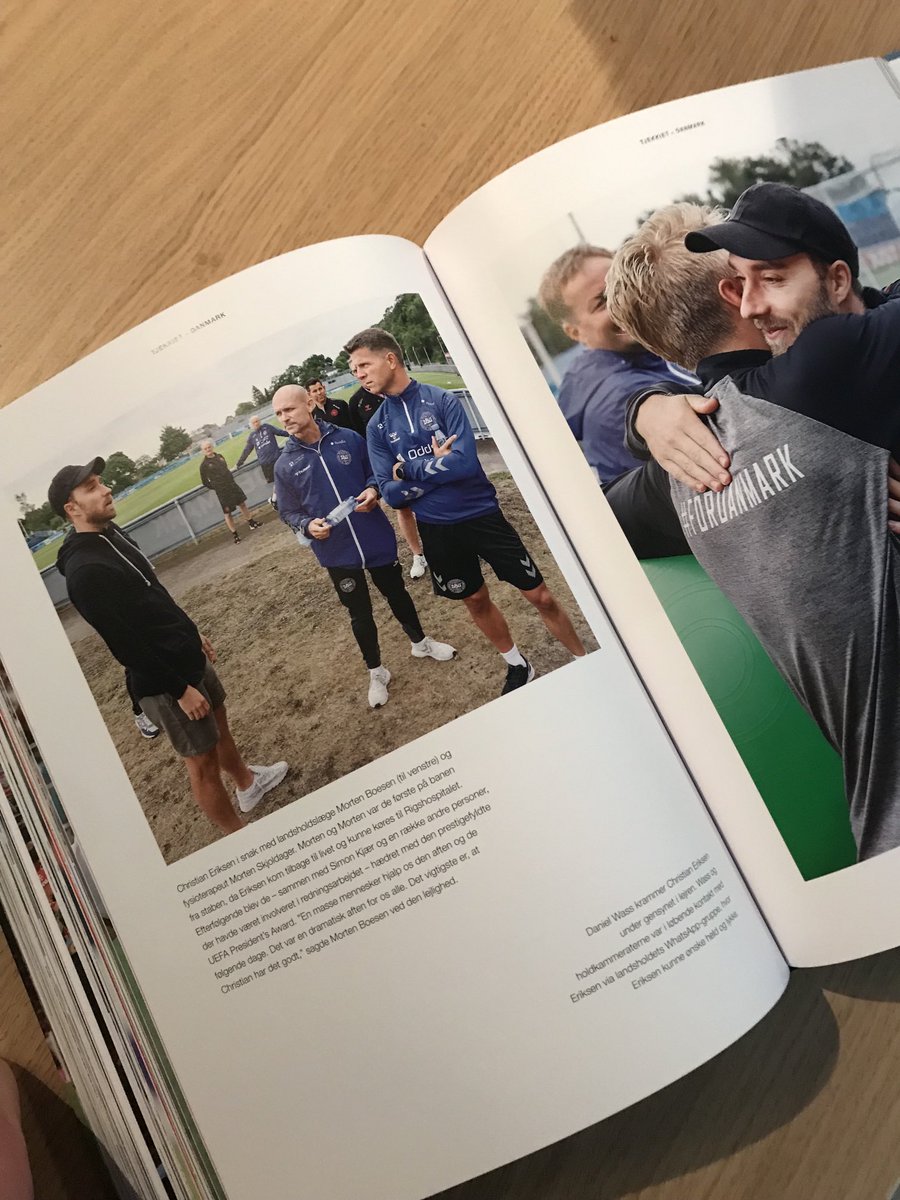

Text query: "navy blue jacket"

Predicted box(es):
[236, 422, 290, 467]
[274, 422, 397, 569]
[558, 348, 697, 481]
[366, 380, 497, 524]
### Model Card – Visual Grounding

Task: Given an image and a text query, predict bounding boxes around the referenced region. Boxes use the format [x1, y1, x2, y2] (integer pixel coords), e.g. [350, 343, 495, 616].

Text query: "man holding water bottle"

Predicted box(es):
[272, 385, 456, 709]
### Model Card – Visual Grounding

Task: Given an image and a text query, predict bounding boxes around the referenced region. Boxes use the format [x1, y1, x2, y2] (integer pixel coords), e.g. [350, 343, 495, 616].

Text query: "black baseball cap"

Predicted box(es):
[684, 182, 859, 277]
[48, 457, 106, 518]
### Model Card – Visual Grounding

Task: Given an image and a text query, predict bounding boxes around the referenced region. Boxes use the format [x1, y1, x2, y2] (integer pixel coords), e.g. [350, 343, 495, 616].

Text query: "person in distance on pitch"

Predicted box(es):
[199, 439, 261, 544]
[235, 414, 292, 507]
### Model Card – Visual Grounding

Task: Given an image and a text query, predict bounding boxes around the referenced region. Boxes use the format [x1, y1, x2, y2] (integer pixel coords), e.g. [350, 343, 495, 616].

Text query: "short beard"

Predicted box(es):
[766, 281, 835, 357]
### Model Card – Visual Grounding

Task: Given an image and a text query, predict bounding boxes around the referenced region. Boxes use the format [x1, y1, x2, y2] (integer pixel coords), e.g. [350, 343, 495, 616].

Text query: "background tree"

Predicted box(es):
[17, 493, 63, 533]
[332, 350, 350, 374]
[234, 400, 256, 417]
[299, 352, 333, 381]
[641, 138, 856, 221]
[378, 293, 443, 362]
[251, 385, 269, 408]
[267, 363, 308, 394]
[521, 297, 575, 358]
[158, 425, 192, 462]
[101, 451, 137, 493]
[133, 454, 161, 480]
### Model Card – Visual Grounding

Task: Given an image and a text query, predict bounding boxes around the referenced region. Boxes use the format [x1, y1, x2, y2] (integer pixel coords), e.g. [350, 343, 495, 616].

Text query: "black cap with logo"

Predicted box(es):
[684, 182, 859, 277]
[47, 457, 106, 518]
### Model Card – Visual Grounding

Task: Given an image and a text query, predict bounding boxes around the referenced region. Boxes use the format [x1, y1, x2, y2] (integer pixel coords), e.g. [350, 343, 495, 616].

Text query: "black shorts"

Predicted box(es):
[215, 483, 247, 513]
[417, 510, 544, 600]
[261, 461, 276, 484]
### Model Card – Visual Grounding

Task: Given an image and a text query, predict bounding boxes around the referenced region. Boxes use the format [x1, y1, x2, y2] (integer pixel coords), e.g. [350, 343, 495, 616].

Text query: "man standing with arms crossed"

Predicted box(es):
[342, 381, 429, 581]
[346, 328, 586, 694]
[51, 459, 287, 834]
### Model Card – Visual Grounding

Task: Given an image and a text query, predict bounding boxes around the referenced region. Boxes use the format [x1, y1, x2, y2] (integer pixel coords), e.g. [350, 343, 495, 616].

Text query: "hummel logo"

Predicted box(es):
[520, 556, 537, 578]
[432, 571, 446, 590]
[424, 458, 449, 475]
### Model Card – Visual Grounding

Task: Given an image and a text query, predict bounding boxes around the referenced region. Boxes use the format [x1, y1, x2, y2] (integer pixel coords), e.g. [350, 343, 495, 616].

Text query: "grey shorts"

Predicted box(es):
[139, 661, 226, 757]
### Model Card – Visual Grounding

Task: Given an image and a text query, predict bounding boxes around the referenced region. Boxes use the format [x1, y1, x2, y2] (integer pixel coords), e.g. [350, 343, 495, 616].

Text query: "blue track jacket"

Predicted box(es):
[366, 381, 497, 524]
[274, 422, 398, 569]
[236, 422, 290, 467]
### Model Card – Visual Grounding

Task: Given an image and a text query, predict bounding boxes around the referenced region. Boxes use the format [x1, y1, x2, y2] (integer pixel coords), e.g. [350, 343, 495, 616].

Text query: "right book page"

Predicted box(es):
[426, 58, 900, 967]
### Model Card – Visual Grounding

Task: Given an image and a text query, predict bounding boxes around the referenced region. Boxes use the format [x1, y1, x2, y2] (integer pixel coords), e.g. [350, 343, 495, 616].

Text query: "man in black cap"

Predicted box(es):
[618, 182, 900, 502]
[604, 196, 900, 861]
[50, 459, 288, 836]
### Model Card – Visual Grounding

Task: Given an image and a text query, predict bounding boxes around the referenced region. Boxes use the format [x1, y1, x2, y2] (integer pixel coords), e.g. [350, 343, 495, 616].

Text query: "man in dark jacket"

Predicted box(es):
[348, 328, 586, 695]
[51, 459, 287, 833]
[604, 190, 900, 860]
[306, 378, 351, 428]
[199, 440, 261, 544]
[272, 385, 455, 708]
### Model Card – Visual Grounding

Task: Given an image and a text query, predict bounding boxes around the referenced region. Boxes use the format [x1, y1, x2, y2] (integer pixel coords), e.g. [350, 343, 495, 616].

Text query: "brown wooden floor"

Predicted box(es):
[4, 1, 900, 1196]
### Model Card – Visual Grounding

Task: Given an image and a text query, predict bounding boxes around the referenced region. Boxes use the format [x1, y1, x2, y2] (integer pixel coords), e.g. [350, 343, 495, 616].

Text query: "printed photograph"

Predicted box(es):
[17, 293, 597, 864]
[491, 122, 900, 878]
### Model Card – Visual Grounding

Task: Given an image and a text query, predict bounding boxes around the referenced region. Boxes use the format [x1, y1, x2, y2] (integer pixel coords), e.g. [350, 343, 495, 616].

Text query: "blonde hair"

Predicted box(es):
[605, 204, 734, 371]
[537, 244, 615, 325]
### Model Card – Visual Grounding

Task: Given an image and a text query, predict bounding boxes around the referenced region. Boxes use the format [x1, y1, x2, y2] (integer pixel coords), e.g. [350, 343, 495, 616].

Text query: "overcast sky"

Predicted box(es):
[14, 293, 398, 505]
[489, 91, 900, 316]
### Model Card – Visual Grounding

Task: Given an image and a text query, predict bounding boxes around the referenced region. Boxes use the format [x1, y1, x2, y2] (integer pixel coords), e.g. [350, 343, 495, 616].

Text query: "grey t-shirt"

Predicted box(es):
[669, 305, 900, 861]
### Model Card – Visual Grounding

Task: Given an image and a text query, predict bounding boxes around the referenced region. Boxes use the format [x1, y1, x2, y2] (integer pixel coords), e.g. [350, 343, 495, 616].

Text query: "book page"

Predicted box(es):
[426, 58, 900, 967]
[0, 235, 785, 1200]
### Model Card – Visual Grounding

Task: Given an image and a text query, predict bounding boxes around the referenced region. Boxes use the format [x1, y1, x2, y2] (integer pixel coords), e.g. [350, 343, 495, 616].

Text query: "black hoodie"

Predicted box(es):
[57, 524, 205, 700]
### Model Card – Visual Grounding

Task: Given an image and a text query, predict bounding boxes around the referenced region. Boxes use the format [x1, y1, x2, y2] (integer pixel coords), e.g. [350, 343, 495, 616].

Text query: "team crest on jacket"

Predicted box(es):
[420, 411, 438, 431]
[337, 449, 352, 465]
[339, 577, 356, 593]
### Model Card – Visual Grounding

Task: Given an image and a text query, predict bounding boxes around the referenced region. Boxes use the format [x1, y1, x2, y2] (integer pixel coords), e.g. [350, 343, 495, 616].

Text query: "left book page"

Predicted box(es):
[0, 235, 786, 1200]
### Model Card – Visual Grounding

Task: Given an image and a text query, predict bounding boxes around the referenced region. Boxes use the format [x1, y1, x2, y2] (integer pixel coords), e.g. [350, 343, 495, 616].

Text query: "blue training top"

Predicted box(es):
[366, 380, 498, 524]
[274, 422, 397, 569]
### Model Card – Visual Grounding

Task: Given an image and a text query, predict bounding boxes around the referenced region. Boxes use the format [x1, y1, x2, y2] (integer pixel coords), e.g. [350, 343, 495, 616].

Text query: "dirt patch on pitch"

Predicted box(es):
[66, 476, 598, 864]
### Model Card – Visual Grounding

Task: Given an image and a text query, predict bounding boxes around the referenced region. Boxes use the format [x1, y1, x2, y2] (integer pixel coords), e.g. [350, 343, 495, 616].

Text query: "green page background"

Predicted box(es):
[643, 557, 857, 880]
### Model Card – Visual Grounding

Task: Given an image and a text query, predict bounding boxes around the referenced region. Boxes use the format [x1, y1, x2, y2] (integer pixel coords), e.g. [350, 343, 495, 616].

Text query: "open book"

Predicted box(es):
[1, 55, 899, 1200]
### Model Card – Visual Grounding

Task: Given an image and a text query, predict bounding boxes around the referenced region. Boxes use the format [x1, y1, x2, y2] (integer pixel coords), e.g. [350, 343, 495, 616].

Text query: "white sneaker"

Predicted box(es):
[411, 636, 457, 661]
[409, 554, 428, 580]
[134, 712, 160, 739]
[236, 761, 289, 814]
[368, 666, 391, 708]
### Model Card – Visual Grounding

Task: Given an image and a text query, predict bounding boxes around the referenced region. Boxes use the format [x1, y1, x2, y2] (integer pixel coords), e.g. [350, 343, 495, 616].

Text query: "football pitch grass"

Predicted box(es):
[32, 371, 464, 570]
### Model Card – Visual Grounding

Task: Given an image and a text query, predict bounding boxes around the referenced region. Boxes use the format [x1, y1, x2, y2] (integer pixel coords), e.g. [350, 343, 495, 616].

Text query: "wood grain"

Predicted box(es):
[4, 1, 900, 1196]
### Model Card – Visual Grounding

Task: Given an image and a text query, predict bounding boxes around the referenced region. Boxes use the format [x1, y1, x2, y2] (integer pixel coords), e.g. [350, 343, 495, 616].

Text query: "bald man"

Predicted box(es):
[272, 385, 455, 708]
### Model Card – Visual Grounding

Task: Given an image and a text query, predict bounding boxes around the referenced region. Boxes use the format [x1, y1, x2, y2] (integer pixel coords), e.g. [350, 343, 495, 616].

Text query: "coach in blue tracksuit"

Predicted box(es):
[345, 328, 586, 696]
[272, 384, 455, 709]
[236, 416, 291, 483]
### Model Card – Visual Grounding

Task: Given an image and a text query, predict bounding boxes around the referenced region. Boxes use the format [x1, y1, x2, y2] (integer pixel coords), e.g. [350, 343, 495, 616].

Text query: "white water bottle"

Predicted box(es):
[324, 496, 359, 526]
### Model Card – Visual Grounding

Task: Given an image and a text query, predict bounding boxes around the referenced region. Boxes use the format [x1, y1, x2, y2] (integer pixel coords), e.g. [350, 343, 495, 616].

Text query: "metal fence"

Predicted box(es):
[40, 388, 490, 608]
[41, 461, 272, 608]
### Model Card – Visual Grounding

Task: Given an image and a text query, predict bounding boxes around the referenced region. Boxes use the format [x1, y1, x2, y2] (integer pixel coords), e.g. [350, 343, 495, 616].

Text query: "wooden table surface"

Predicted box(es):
[4, 1, 900, 1196]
